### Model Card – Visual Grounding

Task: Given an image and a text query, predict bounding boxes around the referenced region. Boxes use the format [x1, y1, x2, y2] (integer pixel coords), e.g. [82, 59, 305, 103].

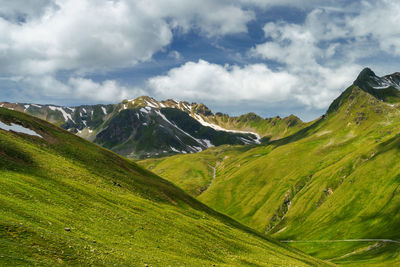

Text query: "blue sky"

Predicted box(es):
[1, 0, 400, 121]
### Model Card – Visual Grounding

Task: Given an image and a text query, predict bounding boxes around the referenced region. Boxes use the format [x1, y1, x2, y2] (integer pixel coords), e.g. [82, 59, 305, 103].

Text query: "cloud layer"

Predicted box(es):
[1, 0, 400, 119]
[148, 60, 297, 103]
[0, 0, 255, 76]
[0, 0, 258, 104]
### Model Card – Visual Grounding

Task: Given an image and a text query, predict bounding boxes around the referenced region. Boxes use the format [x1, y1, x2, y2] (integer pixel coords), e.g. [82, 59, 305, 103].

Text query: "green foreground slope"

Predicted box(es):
[0, 108, 327, 266]
[140, 86, 400, 265]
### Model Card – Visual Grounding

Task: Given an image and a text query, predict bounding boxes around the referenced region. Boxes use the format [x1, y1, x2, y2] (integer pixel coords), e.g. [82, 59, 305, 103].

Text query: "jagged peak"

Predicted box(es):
[355, 67, 377, 80]
[354, 67, 400, 91]
[192, 103, 213, 116]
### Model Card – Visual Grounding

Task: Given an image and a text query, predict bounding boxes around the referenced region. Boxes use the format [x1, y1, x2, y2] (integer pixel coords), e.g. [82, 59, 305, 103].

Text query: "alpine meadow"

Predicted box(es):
[2, 0, 400, 266]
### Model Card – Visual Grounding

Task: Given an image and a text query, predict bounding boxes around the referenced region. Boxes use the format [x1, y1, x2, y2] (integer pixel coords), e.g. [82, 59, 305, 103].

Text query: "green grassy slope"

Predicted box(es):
[139, 86, 400, 265]
[141, 145, 255, 196]
[202, 112, 311, 141]
[0, 108, 327, 266]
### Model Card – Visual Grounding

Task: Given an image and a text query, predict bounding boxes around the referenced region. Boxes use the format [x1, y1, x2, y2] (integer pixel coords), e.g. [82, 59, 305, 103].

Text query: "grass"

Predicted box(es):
[0, 107, 327, 266]
[138, 86, 400, 265]
[204, 112, 311, 140]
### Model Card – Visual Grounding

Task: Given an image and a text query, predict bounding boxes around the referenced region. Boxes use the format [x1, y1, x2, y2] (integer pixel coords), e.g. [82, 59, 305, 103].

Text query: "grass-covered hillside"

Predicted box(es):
[140, 85, 400, 265]
[0, 107, 328, 266]
[201, 112, 311, 141]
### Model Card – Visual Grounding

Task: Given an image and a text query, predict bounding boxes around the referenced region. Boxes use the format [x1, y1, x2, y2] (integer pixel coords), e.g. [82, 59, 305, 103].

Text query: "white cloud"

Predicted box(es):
[17, 75, 145, 103]
[0, 0, 55, 21]
[0, 0, 256, 76]
[139, 0, 254, 37]
[147, 59, 360, 110]
[1, 0, 400, 118]
[148, 59, 298, 103]
[0, 0, 257, 106]
[348, 0, 400, 56]
[240, 0, 323, 8]
[0, 0, 173, 75]
[168, 50, 183, 60]
[248, 3, 400, 109]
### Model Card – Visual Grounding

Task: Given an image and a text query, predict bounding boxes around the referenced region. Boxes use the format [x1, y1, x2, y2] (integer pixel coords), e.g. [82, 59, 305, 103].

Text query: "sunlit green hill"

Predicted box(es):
[140, 69, 400, 265]
[0, 107, 327, 266]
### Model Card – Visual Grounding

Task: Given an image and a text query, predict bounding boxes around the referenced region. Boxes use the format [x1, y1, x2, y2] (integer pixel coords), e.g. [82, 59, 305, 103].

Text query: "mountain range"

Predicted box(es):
[2, 67, 400, 265]
[0, 96, 305, 158]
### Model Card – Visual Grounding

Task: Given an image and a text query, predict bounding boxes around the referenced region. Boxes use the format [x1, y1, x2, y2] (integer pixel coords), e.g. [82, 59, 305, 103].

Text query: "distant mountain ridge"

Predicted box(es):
[0, 96, 307, 158]
[0, 98, 255, 158]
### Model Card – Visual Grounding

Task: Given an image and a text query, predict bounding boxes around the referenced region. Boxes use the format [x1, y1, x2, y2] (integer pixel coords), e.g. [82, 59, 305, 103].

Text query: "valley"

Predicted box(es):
[0, 107, 326, 266]
[2, 68, 400, 265]
[139, 68, 400, 265]
[2, 1, 400, 266]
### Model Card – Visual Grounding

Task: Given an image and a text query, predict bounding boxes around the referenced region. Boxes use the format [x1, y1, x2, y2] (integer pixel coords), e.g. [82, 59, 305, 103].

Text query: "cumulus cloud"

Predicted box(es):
[147, 0, 400, 111]
[247, 2, 400, 109]
[139, 0, 254, 37]
[147, 59, 360, 110]
[148, 59, 298, 103]
[1, 0, 400, 117]
[0, 0, 55, 21]
[0, 0, 173, 75]
[15, 76, 145, 103]
[0, 0, 256, 76]
[0, 0, 256, 105]
[348, 0, 400, 56]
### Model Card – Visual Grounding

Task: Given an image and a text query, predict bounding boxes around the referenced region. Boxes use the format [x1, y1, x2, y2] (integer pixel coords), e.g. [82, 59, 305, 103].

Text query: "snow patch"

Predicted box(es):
[170, 146, 180, 152]
[371, 76, 400, 90]
[239, 137, 253, 145]
[193, 114, 261, 144]
[49, 106, 74, 122]
[155, 110, 206, 148]
[202, 139, 214, 148]
[145, 99, 158, 108]
[140, 107, 149, 114]
[191, 146, 203, 152]
[0, 121, 42, 138]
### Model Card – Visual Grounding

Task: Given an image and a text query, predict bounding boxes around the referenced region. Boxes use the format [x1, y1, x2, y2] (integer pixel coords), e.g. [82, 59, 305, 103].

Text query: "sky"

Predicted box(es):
[1, 0, 400, 121]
